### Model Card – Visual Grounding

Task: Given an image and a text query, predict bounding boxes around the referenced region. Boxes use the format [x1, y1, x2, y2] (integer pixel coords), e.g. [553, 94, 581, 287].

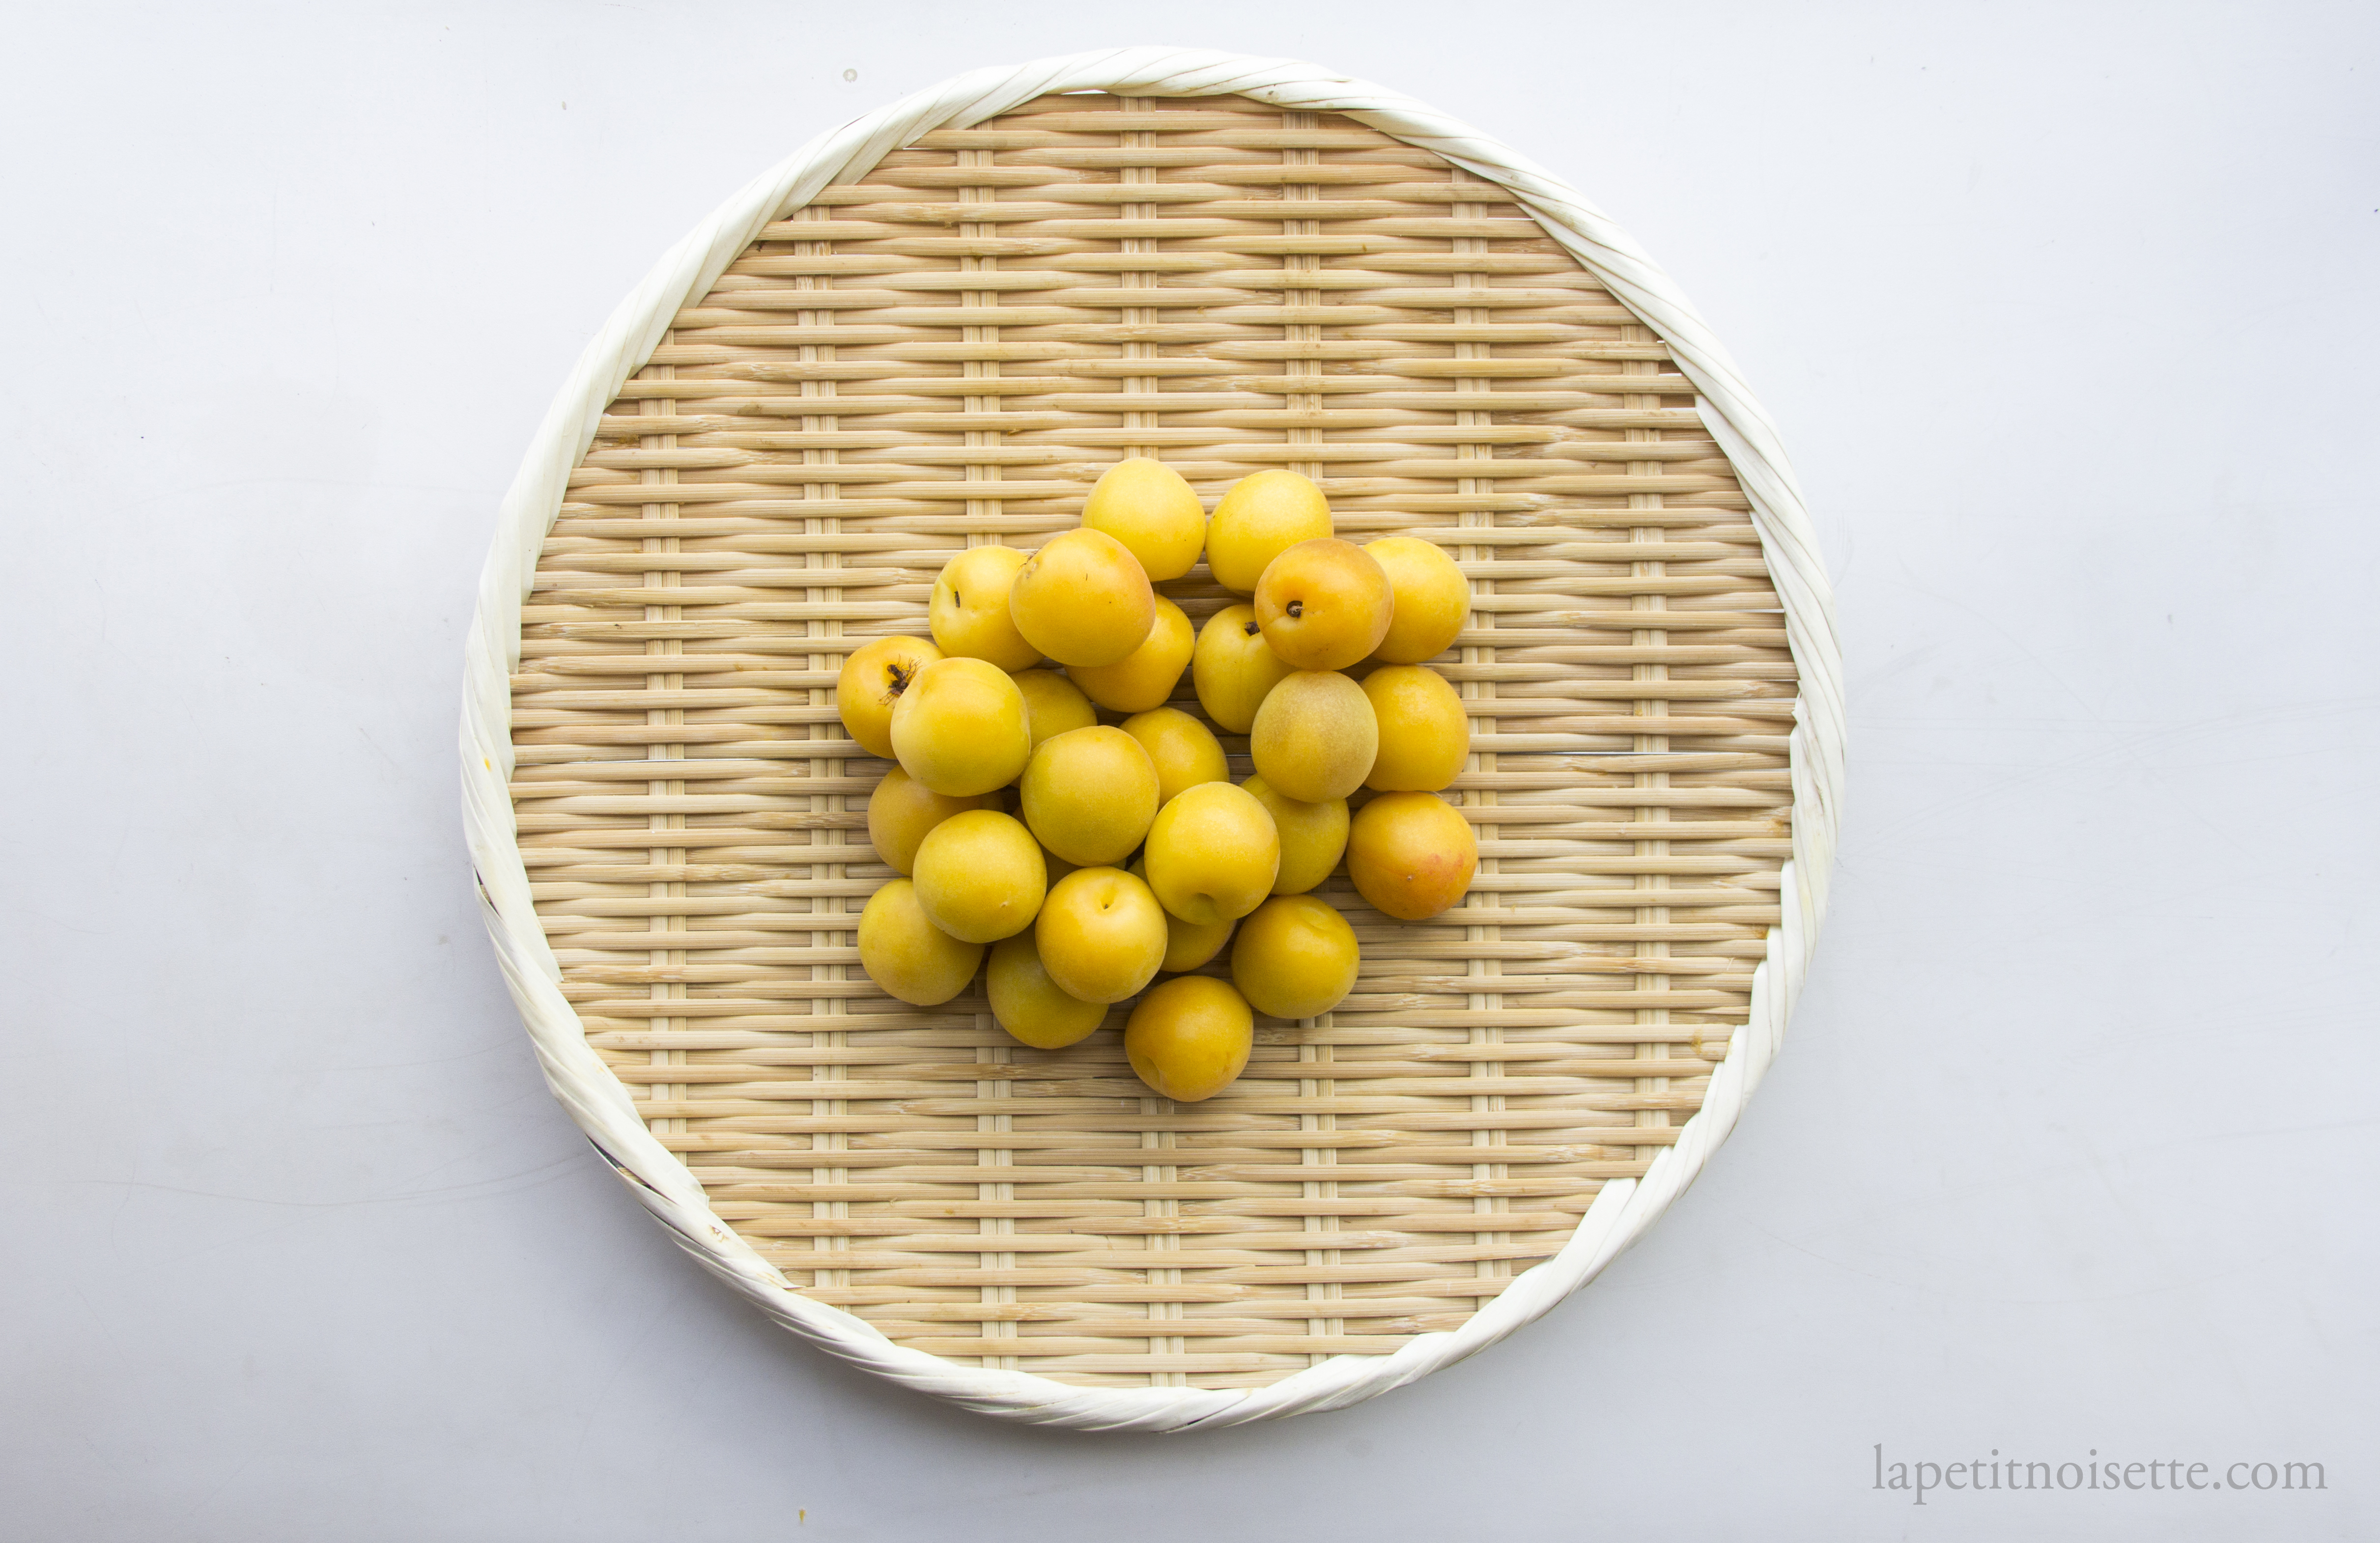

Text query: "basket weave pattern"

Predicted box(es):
[510, 92, 1794, 1390]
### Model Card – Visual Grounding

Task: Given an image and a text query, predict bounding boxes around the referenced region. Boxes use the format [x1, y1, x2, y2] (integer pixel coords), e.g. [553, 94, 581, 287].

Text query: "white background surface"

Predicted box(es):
[5, 3, 2373, 1537]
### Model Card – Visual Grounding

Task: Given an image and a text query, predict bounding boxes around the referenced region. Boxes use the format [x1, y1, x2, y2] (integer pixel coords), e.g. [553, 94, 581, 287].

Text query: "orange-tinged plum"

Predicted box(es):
[1008, 528, 1155, 667]
[986, 932, 1108, 1050]
[1253, 538, 1392, 671]
[1191, 602, 1294, 733]
[888, 656, 1031, 796]
[1081, 457, 1206, 581]
[1230, 894, 1360, 1020]
[1363, 536, 1470, 663]
[929, 544, 1041, 671]
[1249, 670, 1377, 804]
[866, 766, 991, 876]
[857, 878, 984, 1006]
[837, 635, 942, 759]
[1361, 664, 1471, 792]
[1034, 867, 1168, 1004]
[1069, 594, 1193, 713]
[1120, 706, 1229, 808]
[1346, 791, 1477, 921]
[1125, 976, 1254, 1102]
[1206, 470, 1332, 593]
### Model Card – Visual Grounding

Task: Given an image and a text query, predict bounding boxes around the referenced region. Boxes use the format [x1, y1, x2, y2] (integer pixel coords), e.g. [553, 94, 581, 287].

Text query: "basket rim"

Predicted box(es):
[460, 45, 1843, 1432]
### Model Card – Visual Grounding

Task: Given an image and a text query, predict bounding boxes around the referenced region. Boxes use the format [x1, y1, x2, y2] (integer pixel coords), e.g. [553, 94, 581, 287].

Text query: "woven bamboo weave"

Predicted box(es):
[467, 50, 1839, 1430]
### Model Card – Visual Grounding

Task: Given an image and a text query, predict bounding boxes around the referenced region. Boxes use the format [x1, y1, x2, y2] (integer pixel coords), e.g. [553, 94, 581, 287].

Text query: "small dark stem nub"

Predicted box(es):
[1286, 600, 1304, 619]
[1243, 620, 1260, 636]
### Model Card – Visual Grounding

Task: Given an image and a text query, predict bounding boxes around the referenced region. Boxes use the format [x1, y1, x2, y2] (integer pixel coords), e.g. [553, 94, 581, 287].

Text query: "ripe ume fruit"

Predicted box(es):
[1347, 791, 1478, 921]
[1361, 664, 1471, 792]
[1230, 894, 1360, 1020]
[1143, 781, 1279, 927]
[1191, 602, 1294, 733]
[1207, 470, 1332, 593]
[1241, 774, 1349, 896]
[911, 809, 1047, 943]
[987, 932, 1108, 1050]
[866, 765, 990, 875]
[1035, 867, 1168, 1004]
[1363, 536, 1469, 663]
[1125, 977, 1254, 1102]
[889, 656, 1031, 796]
[1081, 457, 1206, 581]
[1011, 669, 1097, 752]
[1121, 706, 1229, 807]
[1068, 594, 1193, 714]
[1249, 669, 1378, 804]
[1253, 538, 1392, 671]
[1019, 725, 1160, 867]
[857, 878, 984, 1006]
[837, 635, 942, 759]
[929, 544, 1040, 671]
[1008, 528, 1155, 667]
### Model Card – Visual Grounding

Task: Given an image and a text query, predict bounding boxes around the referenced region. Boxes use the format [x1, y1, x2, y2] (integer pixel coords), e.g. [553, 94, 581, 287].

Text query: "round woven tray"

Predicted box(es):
[464, 49, 1840, 1431]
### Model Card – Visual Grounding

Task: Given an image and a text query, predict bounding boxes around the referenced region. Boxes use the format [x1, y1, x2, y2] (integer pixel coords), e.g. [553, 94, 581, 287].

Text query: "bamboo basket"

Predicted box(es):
[462, 49, 1842, 1431]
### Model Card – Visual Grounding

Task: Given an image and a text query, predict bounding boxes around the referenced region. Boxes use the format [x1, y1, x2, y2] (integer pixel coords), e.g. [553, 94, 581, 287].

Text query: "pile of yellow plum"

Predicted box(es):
[842, 461, 1477, 1103]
